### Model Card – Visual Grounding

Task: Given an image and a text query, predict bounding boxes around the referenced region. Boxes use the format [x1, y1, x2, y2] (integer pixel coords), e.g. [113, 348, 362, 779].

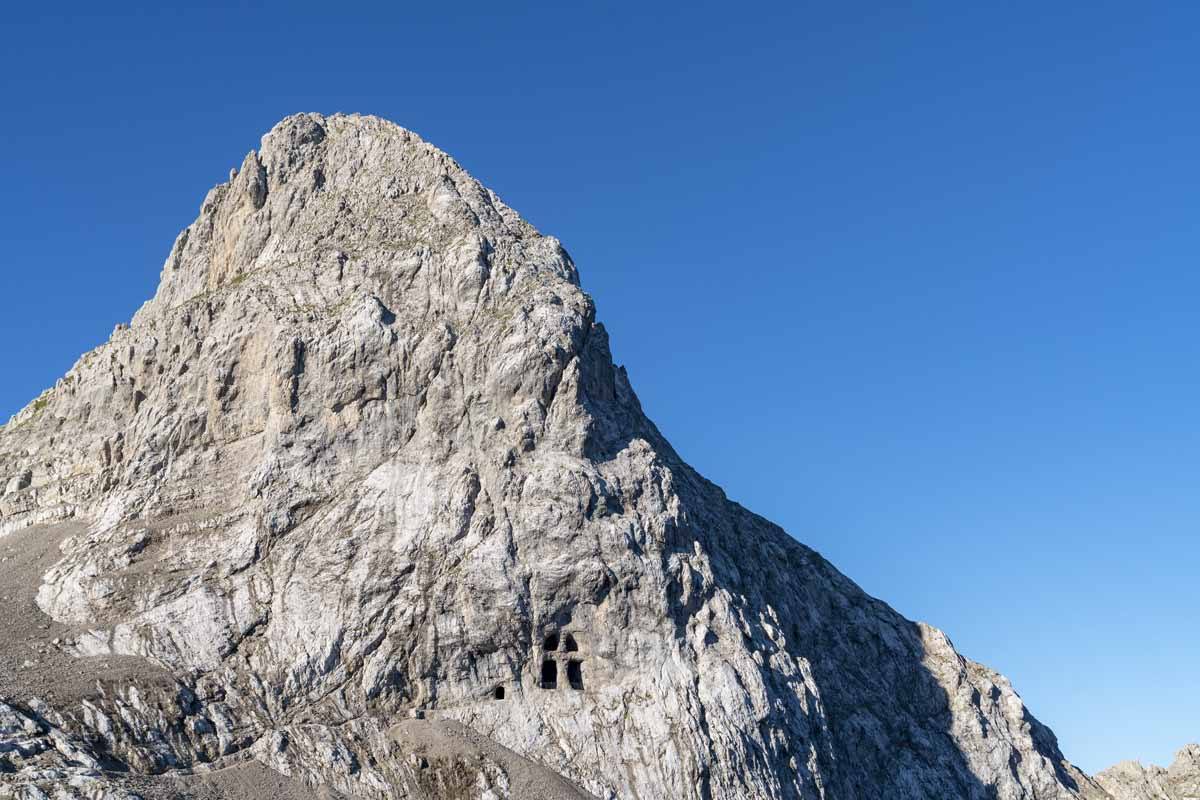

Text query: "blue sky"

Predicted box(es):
[3, 1, 1197, 773]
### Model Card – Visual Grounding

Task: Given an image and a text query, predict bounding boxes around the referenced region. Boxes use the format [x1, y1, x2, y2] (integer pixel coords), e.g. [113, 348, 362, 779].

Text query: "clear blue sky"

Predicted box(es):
[3, 1, 1197, 774]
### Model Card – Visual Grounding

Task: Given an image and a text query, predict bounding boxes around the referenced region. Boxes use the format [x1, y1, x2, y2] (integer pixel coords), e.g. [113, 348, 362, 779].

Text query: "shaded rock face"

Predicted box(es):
[0, 113, 1112, 799]
[1093, 746, 1200, 800]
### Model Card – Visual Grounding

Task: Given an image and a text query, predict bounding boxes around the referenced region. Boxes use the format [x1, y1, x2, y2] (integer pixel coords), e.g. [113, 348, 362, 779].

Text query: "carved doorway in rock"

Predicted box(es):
[541, 659, 558, 689]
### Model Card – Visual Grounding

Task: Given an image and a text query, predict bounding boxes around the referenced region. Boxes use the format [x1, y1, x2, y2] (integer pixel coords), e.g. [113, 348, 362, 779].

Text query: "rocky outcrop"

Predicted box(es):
[0, 113, 1121, 799]
[1093, 746, 1200, 800]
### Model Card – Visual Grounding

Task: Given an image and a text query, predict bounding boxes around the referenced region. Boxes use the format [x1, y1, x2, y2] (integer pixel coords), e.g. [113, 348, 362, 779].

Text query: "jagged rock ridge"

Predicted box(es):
[1093, 746, 1200, 800]
[0, 112, 1133, 799]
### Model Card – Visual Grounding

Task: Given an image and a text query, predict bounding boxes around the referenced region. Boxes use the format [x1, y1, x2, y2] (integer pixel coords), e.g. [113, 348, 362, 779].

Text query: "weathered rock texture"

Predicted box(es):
[1092, 746, 1200, 800]
[0, 112, 1152, 799]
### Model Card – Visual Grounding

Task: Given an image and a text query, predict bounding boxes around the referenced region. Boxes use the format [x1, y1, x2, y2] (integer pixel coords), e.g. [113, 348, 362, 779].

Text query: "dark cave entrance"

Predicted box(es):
[543, 633, 560, 651]
[567, 659, 583, 690]
[563, 633, 578, 652]
[493, 686, 505, 700]
[540, 659, 558, 689]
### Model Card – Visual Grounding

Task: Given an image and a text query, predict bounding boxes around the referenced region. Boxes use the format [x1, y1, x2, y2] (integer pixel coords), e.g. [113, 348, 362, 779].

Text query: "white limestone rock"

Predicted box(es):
[1093, 745, 1200, 800]
[0, 113, 1123, 799]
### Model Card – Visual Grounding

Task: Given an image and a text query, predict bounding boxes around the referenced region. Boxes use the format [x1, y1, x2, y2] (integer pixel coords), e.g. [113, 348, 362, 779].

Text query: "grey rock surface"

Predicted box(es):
[1092, 746, 1200, 800]
[0, 112, 1147, 798]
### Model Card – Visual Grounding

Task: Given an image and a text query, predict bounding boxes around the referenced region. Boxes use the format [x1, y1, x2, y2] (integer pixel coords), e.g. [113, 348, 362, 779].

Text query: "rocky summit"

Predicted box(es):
[0, 113, 1188, 799]
[1092, 746, 1200, 800]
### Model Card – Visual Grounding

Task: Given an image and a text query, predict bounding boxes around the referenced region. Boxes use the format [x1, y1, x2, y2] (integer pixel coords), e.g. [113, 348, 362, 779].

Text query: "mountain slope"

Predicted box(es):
[0, 113, 1108, 799]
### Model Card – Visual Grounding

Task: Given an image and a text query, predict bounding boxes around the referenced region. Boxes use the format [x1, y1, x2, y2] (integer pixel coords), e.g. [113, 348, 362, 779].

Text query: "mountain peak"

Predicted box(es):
[0, 114, 1115, 800]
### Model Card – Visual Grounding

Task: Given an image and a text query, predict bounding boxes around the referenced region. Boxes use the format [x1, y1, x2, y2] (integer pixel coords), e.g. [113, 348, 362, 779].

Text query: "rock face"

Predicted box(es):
[0, 113, 1127, 799]
[1093, 746, 1200, 800]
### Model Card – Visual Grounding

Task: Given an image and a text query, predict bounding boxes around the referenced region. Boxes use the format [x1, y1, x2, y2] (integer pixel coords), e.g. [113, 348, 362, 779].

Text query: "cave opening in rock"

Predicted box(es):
[544, 633, 560, 651]
[541, 659, 558, 689]
[567, 659, 583, 690]
[493, 686, 505, 700]
[563, 633, 579, 652]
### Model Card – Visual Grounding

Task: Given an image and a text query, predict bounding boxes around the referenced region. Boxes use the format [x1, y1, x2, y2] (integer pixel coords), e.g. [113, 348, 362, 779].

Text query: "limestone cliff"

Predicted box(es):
[1092, 746, 1200, 800]
[0, 113, 1118, 799]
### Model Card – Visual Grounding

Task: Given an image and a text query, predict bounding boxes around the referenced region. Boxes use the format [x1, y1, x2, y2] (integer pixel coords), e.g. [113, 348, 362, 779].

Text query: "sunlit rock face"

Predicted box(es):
[0, 113, 1111, 799]
[1092, 746, 1200, 800]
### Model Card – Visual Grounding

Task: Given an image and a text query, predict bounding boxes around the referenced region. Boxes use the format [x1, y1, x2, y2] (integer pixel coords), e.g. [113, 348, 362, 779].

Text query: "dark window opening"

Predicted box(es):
[563, 633, 579, 652]
[540, 659, 558, 689]
[493, 686, 505, 700]
[543, 633, 559, 651]
[567, 659, 583, 690]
